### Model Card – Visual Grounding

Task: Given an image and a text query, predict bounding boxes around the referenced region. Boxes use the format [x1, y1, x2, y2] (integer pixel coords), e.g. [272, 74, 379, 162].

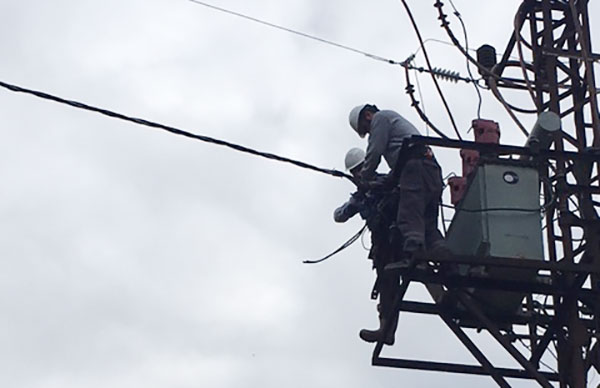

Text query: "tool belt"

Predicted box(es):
[390, 142, 434, 183]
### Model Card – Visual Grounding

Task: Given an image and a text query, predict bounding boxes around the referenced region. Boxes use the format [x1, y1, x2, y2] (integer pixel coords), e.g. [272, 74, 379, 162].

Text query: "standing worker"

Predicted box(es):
[348, 103, 445, 255]
[348, 104, 446, 344]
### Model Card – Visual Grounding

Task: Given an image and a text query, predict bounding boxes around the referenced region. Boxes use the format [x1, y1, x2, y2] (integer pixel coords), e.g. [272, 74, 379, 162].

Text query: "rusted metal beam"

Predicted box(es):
[373, 357, 560, 381]
[409, 136, 598, 162]
[387, 252, 600, 275]
[456, 292, 554, 388]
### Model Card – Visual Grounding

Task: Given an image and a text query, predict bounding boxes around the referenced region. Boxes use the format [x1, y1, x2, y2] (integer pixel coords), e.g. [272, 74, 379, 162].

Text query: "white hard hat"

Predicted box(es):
[344, 147, 366, 171]
[348, 104, 367, 137]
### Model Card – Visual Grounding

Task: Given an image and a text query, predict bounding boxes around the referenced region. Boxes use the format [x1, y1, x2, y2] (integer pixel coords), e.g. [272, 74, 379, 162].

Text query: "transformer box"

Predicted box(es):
[444, 159, 544, 316]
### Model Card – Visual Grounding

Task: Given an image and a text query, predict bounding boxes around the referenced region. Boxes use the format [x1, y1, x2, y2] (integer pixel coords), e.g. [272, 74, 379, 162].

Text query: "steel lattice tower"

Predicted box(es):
[371, 1, 600, 387]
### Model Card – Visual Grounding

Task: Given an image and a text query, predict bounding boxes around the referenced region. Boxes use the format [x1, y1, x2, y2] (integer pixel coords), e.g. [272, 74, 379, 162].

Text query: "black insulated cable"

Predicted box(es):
[400, 0, 463, 140]
[447, 0, 483, 118]
[0, 80, 353, 182]
[303, 224, 367, 264]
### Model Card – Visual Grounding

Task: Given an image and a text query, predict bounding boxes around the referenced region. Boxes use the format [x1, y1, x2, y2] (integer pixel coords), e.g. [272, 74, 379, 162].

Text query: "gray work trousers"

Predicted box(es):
[396, 157, 445, 252]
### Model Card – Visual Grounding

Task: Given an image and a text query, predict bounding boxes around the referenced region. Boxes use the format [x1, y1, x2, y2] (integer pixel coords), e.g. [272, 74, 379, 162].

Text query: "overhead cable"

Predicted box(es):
[568, 0, 600, 142]
[188, 0, 397, 65]
[404, 64, 449, 139]
[488, 76, 530, 137]
[399, 0, 463, 140]
[513, 3, 542, 111]
[188, 0, 475, 87]
[447, 0, 483, 118]
[442, 204, 546, 214]
[433, 0, 528, 92]
[0, 80, 353, 182]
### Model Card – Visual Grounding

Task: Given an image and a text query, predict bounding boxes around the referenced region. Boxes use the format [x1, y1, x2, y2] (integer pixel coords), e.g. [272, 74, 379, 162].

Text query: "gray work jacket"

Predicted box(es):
[361, 110, 420, 180]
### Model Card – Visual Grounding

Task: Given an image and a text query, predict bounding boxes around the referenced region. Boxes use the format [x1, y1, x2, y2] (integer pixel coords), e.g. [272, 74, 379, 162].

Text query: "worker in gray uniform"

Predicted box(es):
[348, 103, 446, 344]
[334, 148, 386, 223]
[334, 147, 400, 345]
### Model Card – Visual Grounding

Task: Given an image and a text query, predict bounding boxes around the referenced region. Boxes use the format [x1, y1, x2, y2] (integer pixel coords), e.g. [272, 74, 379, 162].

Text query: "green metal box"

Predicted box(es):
[445, 160, 544, 315]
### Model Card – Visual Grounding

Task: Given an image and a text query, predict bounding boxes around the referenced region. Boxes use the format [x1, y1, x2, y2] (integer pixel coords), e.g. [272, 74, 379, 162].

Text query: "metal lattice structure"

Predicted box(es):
[372, 1, 600, 387]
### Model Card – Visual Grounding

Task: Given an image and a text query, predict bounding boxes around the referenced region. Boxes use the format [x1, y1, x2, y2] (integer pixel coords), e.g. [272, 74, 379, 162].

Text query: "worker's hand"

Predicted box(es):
[354, 178, 371, 192]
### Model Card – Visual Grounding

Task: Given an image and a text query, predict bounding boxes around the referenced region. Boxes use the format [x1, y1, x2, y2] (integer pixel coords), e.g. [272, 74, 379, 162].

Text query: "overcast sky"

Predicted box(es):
[1, 1, 599, 387]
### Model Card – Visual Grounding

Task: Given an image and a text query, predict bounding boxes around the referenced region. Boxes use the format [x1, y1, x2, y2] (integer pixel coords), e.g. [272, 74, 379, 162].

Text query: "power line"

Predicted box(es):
[447, 0, 483, 119]
[0, 80, 353, 182]
[189, 0, 475, 141]
[188, 0, 397, 65]
[433, 0, 528, 92]
[188, 1, 475, 87]
[403, 65, 450, 139]
[399, 0, 463, 140]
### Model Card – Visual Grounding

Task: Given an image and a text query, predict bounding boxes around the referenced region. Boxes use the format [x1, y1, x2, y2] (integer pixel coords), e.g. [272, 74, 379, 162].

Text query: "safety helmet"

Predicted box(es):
[348, 104, 368, 137]
[344, 147, 366, 171]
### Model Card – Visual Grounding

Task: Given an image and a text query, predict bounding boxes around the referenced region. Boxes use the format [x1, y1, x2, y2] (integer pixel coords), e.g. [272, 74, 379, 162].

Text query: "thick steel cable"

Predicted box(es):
[488, 77, 531, 137]
[404, 68, 449, 138]
[568, 0, 600, 145]
[400, 0, 462, 140]
[404, 65, 449, 139]
[514, 4, 542, 111]
[0, 80, 354, 182]
[433, 0, 526, 91]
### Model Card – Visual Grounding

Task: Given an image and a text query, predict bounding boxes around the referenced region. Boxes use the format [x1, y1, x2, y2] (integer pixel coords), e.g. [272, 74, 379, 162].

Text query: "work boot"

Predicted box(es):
[359, 317, 397, 345]
[403, 238, 425, 255]
[428, 241, 451, 260]
[359, 328, 395, 345]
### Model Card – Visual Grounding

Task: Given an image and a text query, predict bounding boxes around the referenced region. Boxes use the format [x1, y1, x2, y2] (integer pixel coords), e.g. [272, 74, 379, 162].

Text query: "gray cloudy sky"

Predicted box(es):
[1, 1, 599, 387]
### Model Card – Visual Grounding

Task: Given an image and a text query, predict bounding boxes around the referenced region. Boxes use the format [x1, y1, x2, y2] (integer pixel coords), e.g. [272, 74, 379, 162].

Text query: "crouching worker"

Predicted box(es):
[333, 148, 400, 345]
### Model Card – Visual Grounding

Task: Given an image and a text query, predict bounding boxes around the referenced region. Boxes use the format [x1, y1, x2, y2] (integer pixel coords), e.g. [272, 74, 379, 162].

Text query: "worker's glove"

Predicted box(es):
[368, 175, 392, 193]
[355, 179, 372, 193]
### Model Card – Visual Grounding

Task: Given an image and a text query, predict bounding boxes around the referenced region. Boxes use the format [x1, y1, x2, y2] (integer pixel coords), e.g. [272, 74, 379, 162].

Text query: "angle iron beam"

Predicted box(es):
[438, 303, 511, 388]
[541, 47, 600, 61]
[540, 87, 574, 110]
[530, 270, 590, 365]
[576, 0, 600, 143]
[391, 252, 600, 274]
[456, 292, 554, 388]
[559, 213, 600, 228]
[558, 184, 600, 195]
[372, 358, 560, 382]
[530, 4, 545, 109]
[560, 96, 593, 119]
[408, 136, 597, 162]
[586, 341, 599, 373]
[526, 295, 539, 360]
[494, 30, 517, 77]
[389, 268, 597, 299]
[397, 301, 534, 324]
[397, 300, 596, 330]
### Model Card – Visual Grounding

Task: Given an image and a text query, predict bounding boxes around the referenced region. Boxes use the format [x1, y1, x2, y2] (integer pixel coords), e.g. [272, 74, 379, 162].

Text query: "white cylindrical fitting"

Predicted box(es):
[524, 111, 561, 152]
